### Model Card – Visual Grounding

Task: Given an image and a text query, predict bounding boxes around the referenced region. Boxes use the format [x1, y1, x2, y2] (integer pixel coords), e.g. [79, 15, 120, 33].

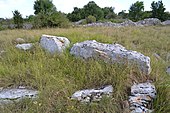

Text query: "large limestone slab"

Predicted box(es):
[71, 85, 113, 103]
[40, 34, 70, 54]
[70, 40, 151, 75]
[0, 87, 38, 105]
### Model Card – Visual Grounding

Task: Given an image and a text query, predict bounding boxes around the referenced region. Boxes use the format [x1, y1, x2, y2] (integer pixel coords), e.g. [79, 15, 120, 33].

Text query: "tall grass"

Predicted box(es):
[0, 26, 170, 112]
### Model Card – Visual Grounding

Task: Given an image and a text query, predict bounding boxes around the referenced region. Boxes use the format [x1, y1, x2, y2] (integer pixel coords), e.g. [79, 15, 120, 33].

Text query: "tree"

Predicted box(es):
[34, 0, 56, 15]
[67, 7, 82, 22]
[83, 1, 104, 20]
[102, 7, 117, 19]
[151, 1, 166, 21]
[129, 1, 144, 21]
[67, 1, 105, 22]
[47, 12, 70, 28]
[33, 0, 69, 28]
[86, 15, 96, 23]
[12, 10, 23, 28]
[118, 10, 128, 19]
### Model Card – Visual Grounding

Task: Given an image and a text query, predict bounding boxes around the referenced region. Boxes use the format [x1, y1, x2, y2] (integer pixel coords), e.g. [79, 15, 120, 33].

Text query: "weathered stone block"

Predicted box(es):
[70, 40, 151, 74]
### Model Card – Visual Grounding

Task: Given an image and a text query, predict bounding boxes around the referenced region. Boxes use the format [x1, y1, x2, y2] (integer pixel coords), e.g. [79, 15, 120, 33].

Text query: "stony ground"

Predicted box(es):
[0, 26, 170, 113]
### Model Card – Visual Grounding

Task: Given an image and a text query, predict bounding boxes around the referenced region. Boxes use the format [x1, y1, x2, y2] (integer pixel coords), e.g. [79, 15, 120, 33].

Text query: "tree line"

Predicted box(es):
[1, 0, 170, 29]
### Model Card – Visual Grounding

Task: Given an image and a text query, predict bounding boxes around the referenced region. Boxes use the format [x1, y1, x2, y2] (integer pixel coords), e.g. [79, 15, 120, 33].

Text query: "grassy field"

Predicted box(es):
[0, 26, 170, 113]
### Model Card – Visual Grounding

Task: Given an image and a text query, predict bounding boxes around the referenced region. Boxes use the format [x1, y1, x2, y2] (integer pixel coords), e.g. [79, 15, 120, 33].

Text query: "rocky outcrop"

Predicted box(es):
[83, 18, 162, 27]
[16, 43, 33, 50]
[40, 34, 70, 54]
[137, 18, 161, 26]
[23, 23, 33, 29]
[70, 40, 151, 75]
[162, 20, 170, 25]
[129, 82, 156, 113]
[71, 85, 113, 102]
[0, 86, 38, 105]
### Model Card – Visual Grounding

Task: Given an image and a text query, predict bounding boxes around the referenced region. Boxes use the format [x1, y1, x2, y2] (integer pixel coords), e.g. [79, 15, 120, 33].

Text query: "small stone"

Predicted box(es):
[16, 43, 33, 50]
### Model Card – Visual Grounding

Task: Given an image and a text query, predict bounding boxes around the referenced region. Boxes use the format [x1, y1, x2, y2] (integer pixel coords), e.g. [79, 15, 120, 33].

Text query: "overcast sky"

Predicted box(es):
[0, 0, 170, 18]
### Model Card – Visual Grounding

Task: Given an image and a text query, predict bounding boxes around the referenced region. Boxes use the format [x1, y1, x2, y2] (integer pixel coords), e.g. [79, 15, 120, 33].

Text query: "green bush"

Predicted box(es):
[48, 12, 70, 28]
[86, 15, 96, 23]
[33, 12, 70, 28]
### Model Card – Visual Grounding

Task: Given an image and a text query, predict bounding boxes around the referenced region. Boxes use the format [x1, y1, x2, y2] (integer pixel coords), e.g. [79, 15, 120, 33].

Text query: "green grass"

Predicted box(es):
[0, 26, 170, 113]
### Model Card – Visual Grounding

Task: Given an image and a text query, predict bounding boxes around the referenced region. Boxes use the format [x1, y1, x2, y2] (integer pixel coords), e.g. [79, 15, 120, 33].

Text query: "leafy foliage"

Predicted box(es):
[34, 0, 56, 15]
[83, 1, 104, 20]
[12, 10, 23, 28]
[118, 10, 128, 19]
[33, 0, 69, 28]
[129, 1, 144, 21]
[151, 1, 166, 21]
[86, 15, 96, 23]
[102, 7, 116, 19]
[67, 7, 83, 22]
[67, 1, 117, 22]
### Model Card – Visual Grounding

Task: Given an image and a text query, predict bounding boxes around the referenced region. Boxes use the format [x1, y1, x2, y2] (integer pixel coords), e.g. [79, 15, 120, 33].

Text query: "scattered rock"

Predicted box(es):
[162, 20, 170, 25]
[120, 20, 137, 26]
[16, 43, 33, 50]
[71, 85, 113, 103]
[129, 82, 156, 113]
[40, 34, 70, 54]
[166, 66, 170, 74]
[70, 40, 151, 75]
[137, 18, 161, 26]
[23, 23, 33, 29]
[83, 18, 162, 27]
[0, 87, 38, 105]
[13, 38, 25, 44]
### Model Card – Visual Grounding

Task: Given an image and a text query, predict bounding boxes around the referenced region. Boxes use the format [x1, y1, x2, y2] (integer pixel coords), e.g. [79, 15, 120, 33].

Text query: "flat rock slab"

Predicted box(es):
[16, 43, 33, 50]
[0, 87, 38, 105]
[70, 40, 151, 75]
[71, 85, 113, 103]
[129, 82, 156, 113]
[40, 34, 70, 54]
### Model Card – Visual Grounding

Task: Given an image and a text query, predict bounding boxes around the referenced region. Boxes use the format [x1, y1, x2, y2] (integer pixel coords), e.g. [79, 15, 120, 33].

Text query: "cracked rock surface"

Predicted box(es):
[70, 40, 151, 75]
[71, 85, 113, 102]
[40, 34, 70, 54]
[129, 82, 156, 113]
[0, 87, 38, 105]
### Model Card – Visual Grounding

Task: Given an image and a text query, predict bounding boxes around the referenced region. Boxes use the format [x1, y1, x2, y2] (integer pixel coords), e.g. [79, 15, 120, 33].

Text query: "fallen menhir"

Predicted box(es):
[71, 85, 113, 103]
[129, 82, 156, 113]
[70, 40, 151, 75]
